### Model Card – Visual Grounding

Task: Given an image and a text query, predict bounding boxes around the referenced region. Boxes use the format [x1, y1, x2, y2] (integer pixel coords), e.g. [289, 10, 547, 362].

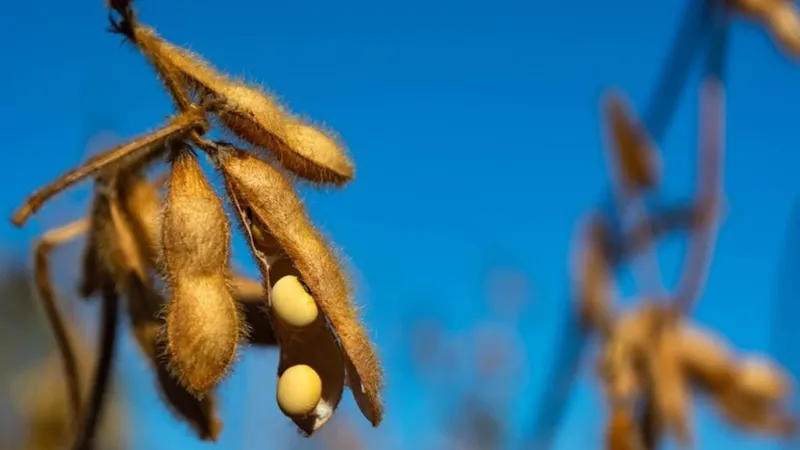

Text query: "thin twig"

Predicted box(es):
[11, 109, 206, 227]
[33, 219, 90, 426]
[72, 283, 120, 450]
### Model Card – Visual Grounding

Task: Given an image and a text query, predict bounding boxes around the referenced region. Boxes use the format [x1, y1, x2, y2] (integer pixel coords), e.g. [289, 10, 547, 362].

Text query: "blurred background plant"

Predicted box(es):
[3, 0, 800, 448]
[0, 257, 129, 450]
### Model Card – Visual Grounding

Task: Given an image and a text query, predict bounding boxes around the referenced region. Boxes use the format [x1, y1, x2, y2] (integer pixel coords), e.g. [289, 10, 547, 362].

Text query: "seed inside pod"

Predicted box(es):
[217, 147, 384, 424]
[272, 275, 319, 329]
[277, 364, 323, 417]
[226, 184, 346, 435]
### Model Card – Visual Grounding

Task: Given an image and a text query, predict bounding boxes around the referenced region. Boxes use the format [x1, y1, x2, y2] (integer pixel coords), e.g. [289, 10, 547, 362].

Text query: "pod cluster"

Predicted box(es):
[12, 0, 383, 445]
[567, 78, 796, 448]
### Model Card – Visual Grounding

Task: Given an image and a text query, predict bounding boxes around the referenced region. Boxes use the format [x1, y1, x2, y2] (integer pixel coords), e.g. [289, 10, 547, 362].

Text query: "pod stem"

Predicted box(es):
[72, 283, 120, 450]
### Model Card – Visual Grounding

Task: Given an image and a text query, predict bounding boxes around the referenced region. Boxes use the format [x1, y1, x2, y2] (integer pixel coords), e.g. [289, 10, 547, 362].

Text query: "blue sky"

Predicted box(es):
[2, 0, 800, 449]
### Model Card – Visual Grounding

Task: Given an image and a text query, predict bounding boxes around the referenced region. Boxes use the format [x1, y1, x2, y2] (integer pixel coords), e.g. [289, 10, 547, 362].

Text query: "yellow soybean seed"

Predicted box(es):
[277, 364, 322, 417]
[271, 275, 319, 328]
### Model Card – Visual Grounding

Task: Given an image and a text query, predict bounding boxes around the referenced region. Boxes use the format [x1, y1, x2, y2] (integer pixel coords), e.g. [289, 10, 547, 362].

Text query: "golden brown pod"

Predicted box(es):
[713, 383, 797, 436]
[601, 89, 661, 193]
[735, 355, 791, 403]
[126, 275, 223, 440]
[217, 146, 383, 425]
[118, 170, 163, 267]
[605, 407, 639, 450]
[93, 173, 224, 440]
[227, 183, 346, 434]
[78, 178, 149, 298]
[732, 0, 780, 19]
[676, 322, 735, 392]
[161, 149, 241, 395]
[106, 173, 222, 441]
[768, 4, 800, 58]
[128, 24, 354, 186]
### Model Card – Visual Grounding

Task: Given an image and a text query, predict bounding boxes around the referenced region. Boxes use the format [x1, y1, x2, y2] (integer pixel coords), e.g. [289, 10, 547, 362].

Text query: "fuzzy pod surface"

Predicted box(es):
[227, 182, 347, 434]
[161, 151, 241, 394]
[129, 24, 354, 186]
[218, 148, 383, 424]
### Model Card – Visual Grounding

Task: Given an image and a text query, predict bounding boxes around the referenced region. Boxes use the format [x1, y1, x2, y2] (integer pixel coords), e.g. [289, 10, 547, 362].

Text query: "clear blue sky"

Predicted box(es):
[1, 0, 800, 449]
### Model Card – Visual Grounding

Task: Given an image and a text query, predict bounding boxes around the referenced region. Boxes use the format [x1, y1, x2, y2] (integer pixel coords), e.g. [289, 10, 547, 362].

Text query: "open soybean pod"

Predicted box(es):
[225, 170, 346, 435]
[217, 146, 383, 427]
[126, 24, 355, 186]
[114, 173, 222, 440]
[161, 147, 241, 395]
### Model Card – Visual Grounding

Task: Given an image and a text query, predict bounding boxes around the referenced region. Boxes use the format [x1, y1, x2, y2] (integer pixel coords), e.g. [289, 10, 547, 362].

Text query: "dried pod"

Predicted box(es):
[605, 407, 639, 450]
[118, 170, 163, 266]
[154, 356, 223, 441]
[768, 3, 800, 58]
[219, 146, 383, 426]
[713, 384, 797, 436]
[79, 171, 160, 299]
[126, 24, 193, 111]
[677, 322, 735, 391]
[732, 0, 775, 17]
[161, 150, 240, 395]
[598, 329, 641, 405]
[80, 178, 149, 294]
[126, 274, 223, 440]
[227, 183, 346, 434]
[735, 355, 791, 402]
[127, 24, 354, 186]
[84, 172, 224, 440]
[599, 305, 658, 423]
[602, 89, 662, 194]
